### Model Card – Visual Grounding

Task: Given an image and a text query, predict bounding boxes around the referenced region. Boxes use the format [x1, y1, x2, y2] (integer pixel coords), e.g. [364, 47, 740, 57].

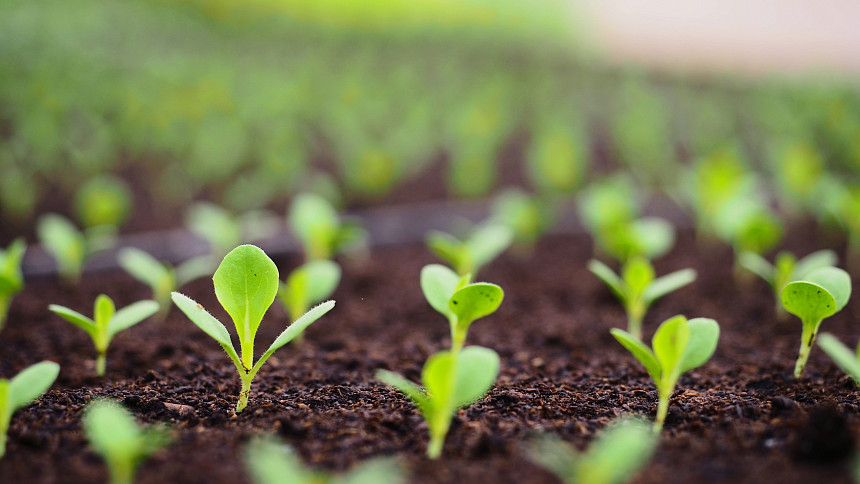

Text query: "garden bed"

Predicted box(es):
[1, 225, 858, 484]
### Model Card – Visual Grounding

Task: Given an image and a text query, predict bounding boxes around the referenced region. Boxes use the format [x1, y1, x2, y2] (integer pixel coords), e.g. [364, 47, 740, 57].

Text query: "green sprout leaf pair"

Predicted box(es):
[245, 436, 404, 484]
[589, 257, 696, 340]
[527, 418, 657, 484]
[376, 346, 500, 459]
[172, 245, 335, 413]
[0, 238, 26, 331]
[277, 259, 341, 343]
[84, 399, 172, 484]
[739, 249, 837, 316]
[49, 296, 159, 376]
[420, 264, 504, 352]
[781, 266, 852, 378]
[0, 361, 60, 458]
[611, 316, 720, 430]
[289, 193, 366, 261]
[597, 217, 676, 264]
[426, 222, 513, 278]
[37, 214, 88, 283]
[490, 189, 555, 251]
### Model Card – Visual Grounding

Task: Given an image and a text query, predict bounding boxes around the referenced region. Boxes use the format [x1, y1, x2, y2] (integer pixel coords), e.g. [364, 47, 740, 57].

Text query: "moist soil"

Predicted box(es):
[1, 228, 859, 484]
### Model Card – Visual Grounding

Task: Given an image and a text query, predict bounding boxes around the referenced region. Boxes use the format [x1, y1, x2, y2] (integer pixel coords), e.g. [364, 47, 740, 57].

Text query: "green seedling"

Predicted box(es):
[118, 247, 213, 319]
[589, 257, 697, 340]
[527, 418, 657, 484]
[490, 188, 555, 252]
[420, 264, 504, 352]
[377, 345, 500, 459]
[818, 333, 860, 385]
[172, 245, 335, 412]
[0, 361, 60, 458]
[74, 175, 132, 236]
[611, 315, 720, 430]
[781, 266, 852, 378]
[245, 436, 404, 484]
[681, 147, 754, 239]
[186, 203, 280, 260]
[288, 193, 366, 261]
[739, 249, 837, 317]
[84, 399, 171, 484]
[426, 223, 513, 278]
[277, 259, 341, 343]
[36, 213, 89, 283]
[0, 238, 26, 331]
[526, 116, 587, 194]
[49, 295, 159, 376]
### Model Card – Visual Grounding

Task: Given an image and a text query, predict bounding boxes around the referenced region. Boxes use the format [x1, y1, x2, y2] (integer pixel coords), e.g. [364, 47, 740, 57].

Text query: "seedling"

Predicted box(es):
[118, 247, 213, 319]
[0, 361, 60, 458]
[526, 116, 586, 194]
[376, 345, 500, 459]
[781, 266, 852, 378]
[818, 333, 860, 385]
[49, 295, 158, 376]
[84, 399, 171, 484]
[420, 264, 504, 352]
[36, 213, 88, 283]
[611, 315, 720, 430]
[490, 188, 554, 251]
[245, 436, 403, 484]
[589, 257, 697, 340]
[739, 249, 837, 316]
[288, 193, 366, 261]
[426, 223, 513, 278]
[186, 202, 280, 260]
[0, 238, 26, 331]
[277, 259, 341, 343]
[171, 245, 335, 412]
[527, 418, 657, 484]
[74, 175, 132, 235]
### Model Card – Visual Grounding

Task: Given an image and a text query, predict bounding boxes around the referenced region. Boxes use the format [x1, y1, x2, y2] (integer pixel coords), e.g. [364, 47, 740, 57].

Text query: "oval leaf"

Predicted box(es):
[452, 346, 499, 407]
[678, 317, 720, 373]
[652, 315, 690, 376]
[804, 266, 851, 312]
[303, 260, 341, 304]
[8, 361, 60, 412]
[420, 264, 460, 318]
[448, 283, 504, 328]
[213, 245, 279, 341]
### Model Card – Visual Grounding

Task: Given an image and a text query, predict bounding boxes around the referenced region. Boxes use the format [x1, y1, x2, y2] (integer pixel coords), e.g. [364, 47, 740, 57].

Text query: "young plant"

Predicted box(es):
[74, 175, 133, 251]
[84, 399, 171, 484]
[611, 315, 720, 430]
[118, 247, 213, 319]
[589, 257, 697, 340]
[49, 295, 159, 376]
[288, 193, 366, 261]
[817, 333, 860, 385]
[171, 244, 335, 412]
[276, 259, 341, 343]
[527, 418, 657, 484]
[376, 345, 500, 459]
[245, 436, 403, 484]
[37, 213, 88, 283]
[420, 264, 504, 352]
[186, 202, 280, 260]
[739, 249, 837, 317]
[490, 188, 555, 252]
[0, 361, 60, 458]
[0, 238, 26, 331]
[781, 266, 852, 378]
[425, 222, 513, 278]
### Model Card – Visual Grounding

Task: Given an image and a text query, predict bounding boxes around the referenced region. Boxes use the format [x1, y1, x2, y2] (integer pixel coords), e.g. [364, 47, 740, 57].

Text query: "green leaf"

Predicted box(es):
[793, 250, 838, 280]
[0, 238, 25, 291]
[117, 248, 172, 292]
[526, 434, 580, 483]
[302, 260, 341, 304]
[94, 294, 115, 329]
[587, 259, 626, 300]
[213, 245, 279, 342]
[426, 231, 467, 274]
[621, 257, 654, 297]
[804, 267, 851, 312]
[449, 283, 504, 328]
[782, 268, 850, 323]
[337, 457, 404, 484]
[451, 346, 499, 407]
[466, 223, 513, 274]
[631, 217, 674, 260]
[84, 400, 142, 457]
[610, 329, 661, 383]
[678, 318, 720, 373]
[421, 350, 457, 413]
[108, 300, 159, 341]
[171, 292, 234, 348]
[737, 251, 774, 286]
[174, 255, 215, 287]
[375, 370, 429, 411]
[8, 361, 59, 412]
[244, 437, 317, 484]
[186, 202, 242, 257]
[652, 315, 690, 377]
[420, 264, 460, 317]
[818, 333, 860, 385]
[643, 269, 697, 305]
[37, 213, 85, 277]
[48, 304, 96, 336]
[289, 193, 338, 259]
[577, 418, 657, 484]
[261, 300, 335, 358]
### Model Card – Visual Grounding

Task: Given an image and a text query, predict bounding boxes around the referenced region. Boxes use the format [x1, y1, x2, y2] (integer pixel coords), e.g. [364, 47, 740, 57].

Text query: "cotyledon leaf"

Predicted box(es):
[213, 245, 279, 341]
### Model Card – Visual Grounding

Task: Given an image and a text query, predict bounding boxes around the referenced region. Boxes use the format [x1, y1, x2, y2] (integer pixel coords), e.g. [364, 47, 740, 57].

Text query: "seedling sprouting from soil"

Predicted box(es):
[36, 214, 90, 283]
[376, 346, 500, 459]
[527, 418, 657, 484]
[84, 399, 171, 484]
[186, 202, 280, 260]
[781, 266, 851, 378]
[611, 315, 720, 431]
[0, 238, 26, 331]
[289, 193, 366, 261]
[818, 333, 860, 385]
[420, 264, 504, 352]
[491, 188, 554, 252]
[49, 295, 158, 376]
[426, 222, 513, 278]
[589, 257, 696, 340]
[172, 245, 335, 412]
[0, 361, 59, 458]
[118, 247, 213, 320]
[244, 436, 404, 484]
[276, 259, 340, 343]
[739, 249, 837, 317]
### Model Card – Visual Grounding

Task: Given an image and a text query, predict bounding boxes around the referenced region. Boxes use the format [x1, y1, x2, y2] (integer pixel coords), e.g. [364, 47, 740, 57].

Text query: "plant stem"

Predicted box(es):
[794, 319, 821, 378]
[0, 294, 10, 331]
[654, 389, 670, 432]
[0, 433, 6, 458]
[108, 461, 134, 484]
[236, 376, 253, 413]
[627, 305, 644, 341]
[96, 352, 106, 377]
[427, 433, 444, 459]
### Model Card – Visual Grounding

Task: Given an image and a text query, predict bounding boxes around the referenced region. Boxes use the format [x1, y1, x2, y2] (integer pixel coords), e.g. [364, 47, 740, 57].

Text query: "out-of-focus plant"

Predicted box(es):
[186, 202, 280, 261]
[681, 147, 755, 239]
[739, 249, 837, 317]
[74, 175, 133, 251]
[770, 141, 826, 216]
[526, 114, 588, 194]
[0, 361, 60, 458]
[276, 259, 341, 344]
[288, 193, 366, 262]
[426, 222, 513, 279]
[490, 188, 555, 253]
[0, 239, 26, 331]
[712, 194, 784, 279]
[818, 333, 860, 386]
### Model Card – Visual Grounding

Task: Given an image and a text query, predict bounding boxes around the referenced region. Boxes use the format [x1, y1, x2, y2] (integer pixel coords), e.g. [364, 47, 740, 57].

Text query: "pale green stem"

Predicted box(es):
[654, 387, 671, 432]
[107, 460, 134, 484]
[96, 352, 106, 377]
[0, 432, 6, 459]
[236, 374, 254, 413]
[450, 316, 466, 354]
[427, 432, 446, 459]
[794, 319, 821, 379]
[626, 300, 645, 341]
[0, 294, 10, 332]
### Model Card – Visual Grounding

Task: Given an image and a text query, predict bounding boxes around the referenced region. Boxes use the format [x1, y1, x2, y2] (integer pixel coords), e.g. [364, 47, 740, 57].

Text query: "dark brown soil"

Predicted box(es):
[1, 228, 859, 484]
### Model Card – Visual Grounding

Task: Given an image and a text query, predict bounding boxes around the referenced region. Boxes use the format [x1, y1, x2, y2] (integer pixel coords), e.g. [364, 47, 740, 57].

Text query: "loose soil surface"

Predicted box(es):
[1, 227, 859, 484]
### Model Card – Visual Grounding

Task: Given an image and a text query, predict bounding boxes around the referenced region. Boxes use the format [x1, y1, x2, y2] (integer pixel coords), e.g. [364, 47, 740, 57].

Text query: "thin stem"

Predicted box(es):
[96, 352, 106, 377]
[794, 319, 821, 378]
[108, 461, 134, 484]
[627, 302, 644, 341]
[427, 433, 445, 459]
[0, 294, 10, 331]
[654, 388, 671, 432]
[0, 433, 6, 459]
[236, 374, 253, 413]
